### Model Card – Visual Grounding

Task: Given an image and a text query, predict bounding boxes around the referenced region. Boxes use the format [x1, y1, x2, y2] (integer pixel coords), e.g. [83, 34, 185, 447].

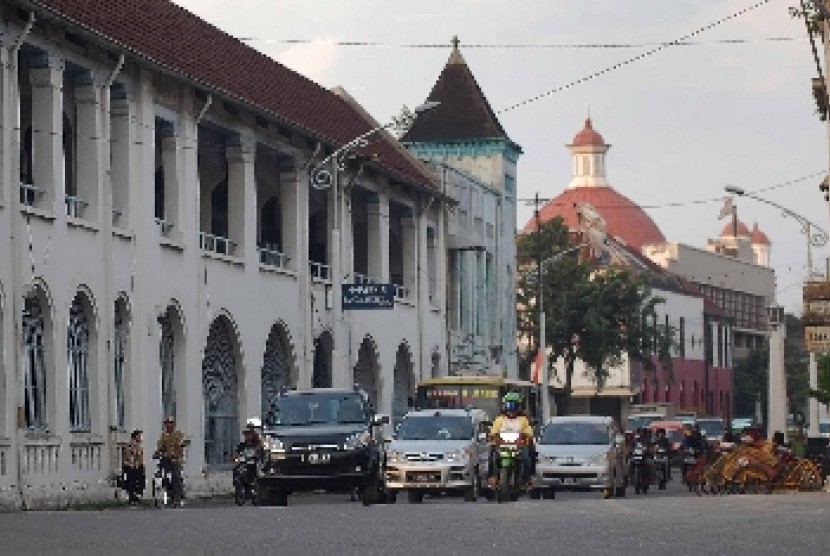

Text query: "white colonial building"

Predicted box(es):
[403, 39, 521, 378]
[0, 0, 450, 508]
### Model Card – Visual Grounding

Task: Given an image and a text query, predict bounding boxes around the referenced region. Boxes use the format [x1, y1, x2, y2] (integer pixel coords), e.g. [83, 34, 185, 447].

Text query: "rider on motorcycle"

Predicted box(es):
[233, 421, 265, 494]
[653, 427, 672, 480]
[487, 392, 535, 488]
[154, 416, 185, 505]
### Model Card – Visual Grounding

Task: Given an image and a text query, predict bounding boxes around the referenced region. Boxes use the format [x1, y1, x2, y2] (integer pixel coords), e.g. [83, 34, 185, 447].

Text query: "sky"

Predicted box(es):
[174, 0, 829, 314]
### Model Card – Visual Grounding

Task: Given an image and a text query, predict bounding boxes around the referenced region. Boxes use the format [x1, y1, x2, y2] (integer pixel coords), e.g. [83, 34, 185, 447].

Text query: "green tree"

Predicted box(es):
[784, 314, 809, 413]
[516, 218, 672, 415]
[811, 354, 830, 405]
[732, 348, 767, 420]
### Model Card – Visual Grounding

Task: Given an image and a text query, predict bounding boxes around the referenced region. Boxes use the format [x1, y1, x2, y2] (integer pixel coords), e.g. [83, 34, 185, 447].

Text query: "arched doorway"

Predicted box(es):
[353, 336, 380, 410]
[312, 331, 333, 388]
[392, 342, 414, 424]
[202, 315, 240, 467]
[158, 305, 184, 421]
[262, 322, 295, 422]
[22, 287, 50, 431]
[67, 292, 93, 432]
[113, 297, 130, 431]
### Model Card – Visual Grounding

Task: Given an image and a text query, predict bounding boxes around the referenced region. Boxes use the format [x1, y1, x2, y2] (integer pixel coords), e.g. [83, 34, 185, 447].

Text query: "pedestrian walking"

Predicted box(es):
[123, 430, 146, 504]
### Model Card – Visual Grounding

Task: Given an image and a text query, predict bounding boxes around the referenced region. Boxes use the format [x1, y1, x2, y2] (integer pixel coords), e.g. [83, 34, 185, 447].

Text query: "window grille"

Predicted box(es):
[203, 319, 238, 467]
[68, 298, 90, 432]
[113, 304, 127, 431]
[159, 314, 176, 420]
[23, 296, 47, 430]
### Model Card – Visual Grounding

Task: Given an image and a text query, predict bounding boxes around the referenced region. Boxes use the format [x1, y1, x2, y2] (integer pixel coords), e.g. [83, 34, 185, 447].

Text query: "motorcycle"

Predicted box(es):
[630, 441, 649, 495]
[494, 431, 526, 503]
[152, 457, 181, 508]
[233, 447, 260, 506]
[654, 446, 669, 490]
[681, 447, 703, 492]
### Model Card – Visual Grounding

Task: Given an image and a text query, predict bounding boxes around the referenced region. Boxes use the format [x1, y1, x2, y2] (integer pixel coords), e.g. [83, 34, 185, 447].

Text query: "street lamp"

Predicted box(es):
[309, 101, 440, 190]
[724, 185, 829, 277]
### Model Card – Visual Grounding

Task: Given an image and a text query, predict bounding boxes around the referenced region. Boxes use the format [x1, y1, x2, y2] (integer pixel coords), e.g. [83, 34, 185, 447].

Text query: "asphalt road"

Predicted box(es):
[1, 480, 828, 556]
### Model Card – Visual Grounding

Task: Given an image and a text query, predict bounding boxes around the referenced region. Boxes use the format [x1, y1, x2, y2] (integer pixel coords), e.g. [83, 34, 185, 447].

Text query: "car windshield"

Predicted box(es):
[268, 393, 367, 426]
[395, 415, 474, 441]
[626, 415, 660, 432]
[697, 419, 724, 437]
[820, 422, 830, 434]
[541, 422, 608, 445]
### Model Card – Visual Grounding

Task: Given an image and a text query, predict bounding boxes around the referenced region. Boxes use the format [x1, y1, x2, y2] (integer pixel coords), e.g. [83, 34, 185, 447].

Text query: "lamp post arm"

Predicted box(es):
[309, 122, 396, 190]
[727, 189, 829, 247]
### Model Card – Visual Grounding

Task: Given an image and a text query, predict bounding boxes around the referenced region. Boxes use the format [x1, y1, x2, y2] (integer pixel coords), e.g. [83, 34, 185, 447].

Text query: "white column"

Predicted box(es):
[30, 58, 63, 215]
[367, 192, 389, 282]
[226, 138, 256, 261]
[110, 93, 133, 228]
[160, 133, 180, 230]
[74, 77, 102, 222]
[401, 212, 417, 297]
[296, 163, 312, 389]
[808, 352, 820, 437]
[279, 162, 299, 268]
[768, 322, 787, 439]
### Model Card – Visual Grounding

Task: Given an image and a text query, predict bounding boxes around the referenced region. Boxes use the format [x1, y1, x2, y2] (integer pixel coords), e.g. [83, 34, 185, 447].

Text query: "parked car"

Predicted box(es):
[531, 415, 627, 499]
[384, 408, 489, 503]
[820, 419, 830, 440]
[258, 388, 388, 506]
[625, 413, 664, 434]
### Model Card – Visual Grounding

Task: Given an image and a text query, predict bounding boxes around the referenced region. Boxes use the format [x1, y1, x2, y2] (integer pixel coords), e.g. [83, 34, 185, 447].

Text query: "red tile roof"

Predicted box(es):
[29, 0, 437, 191]
[522, 186, 666, 251]
[570, 118, 605, 147]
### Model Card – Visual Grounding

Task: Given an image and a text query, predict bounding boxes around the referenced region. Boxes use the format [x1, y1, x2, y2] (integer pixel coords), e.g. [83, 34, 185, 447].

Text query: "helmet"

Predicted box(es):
[502, 392, 521, 413]
[246, 417, 262, 429]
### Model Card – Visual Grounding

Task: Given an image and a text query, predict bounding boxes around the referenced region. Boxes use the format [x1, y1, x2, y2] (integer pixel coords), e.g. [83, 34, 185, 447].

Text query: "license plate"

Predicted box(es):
[562, 478, 574, 485]
[307, 453, 330, 464]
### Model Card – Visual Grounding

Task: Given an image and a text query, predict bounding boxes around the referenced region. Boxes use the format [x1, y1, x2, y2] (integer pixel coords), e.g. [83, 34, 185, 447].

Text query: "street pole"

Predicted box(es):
[535, 193, 550, 420]
[808, 352, 820, 437]
[767, 306, 787, 440]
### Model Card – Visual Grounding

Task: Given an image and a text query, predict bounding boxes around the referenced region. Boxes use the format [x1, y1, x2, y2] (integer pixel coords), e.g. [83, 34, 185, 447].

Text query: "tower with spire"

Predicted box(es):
[402, 37, 522, 377]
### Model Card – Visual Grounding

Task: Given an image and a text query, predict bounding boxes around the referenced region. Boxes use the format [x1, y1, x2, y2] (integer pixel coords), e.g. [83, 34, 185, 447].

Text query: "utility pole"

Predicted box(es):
[534, 193, 550, 420]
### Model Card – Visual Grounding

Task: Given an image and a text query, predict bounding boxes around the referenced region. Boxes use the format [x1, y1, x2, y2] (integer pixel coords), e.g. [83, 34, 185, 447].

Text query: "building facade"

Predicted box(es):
[403, 39, 521, 378]
[0, 0, 450, 509]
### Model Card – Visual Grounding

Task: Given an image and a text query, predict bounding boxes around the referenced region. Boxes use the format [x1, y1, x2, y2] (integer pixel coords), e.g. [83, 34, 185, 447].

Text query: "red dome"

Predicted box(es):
[750, 222, 770, 245]
[571, 118, 605, 147]
[720, 220, 750, 237]
[522, 187, 665, 251]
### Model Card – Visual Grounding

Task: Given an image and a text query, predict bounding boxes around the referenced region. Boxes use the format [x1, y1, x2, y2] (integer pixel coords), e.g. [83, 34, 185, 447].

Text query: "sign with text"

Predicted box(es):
[803, 280, 830, 352]
[342, 283, 395, 310]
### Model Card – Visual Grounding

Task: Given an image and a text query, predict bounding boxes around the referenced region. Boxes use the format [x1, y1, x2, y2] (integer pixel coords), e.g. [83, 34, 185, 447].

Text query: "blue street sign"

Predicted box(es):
[342, 283, 396, 310]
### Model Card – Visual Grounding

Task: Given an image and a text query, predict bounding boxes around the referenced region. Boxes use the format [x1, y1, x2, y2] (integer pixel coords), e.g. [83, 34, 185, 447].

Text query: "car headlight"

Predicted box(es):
[343, 431, 371, 450]
[386, 450, 406, 464]
[585, 452, 608, 466]
[445, 448, 472, 464]
[264, 436, 285, 453]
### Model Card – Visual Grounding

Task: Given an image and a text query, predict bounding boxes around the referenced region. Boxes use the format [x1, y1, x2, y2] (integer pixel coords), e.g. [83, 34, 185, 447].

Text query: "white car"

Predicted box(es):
[384, 408, 489, 503]
[820, 419, 829, 440]
[531, 415, 627, 499]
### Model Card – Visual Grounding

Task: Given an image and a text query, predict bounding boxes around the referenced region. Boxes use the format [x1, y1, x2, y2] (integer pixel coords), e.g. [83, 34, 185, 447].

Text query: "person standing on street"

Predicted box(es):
[123, 429, 146, 504]
[154, 416, 186, 505]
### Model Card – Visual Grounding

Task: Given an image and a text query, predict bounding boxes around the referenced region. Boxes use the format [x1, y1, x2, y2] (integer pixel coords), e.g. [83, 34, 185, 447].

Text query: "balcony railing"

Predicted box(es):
[394, 284, 409, 299]
[258, 246, 290, 269]
[155, 218, 174, 237]
[65, 195, 88, 219]
[353, 272, 378, 285]
[19, 183, 43, 207]
[200, 232, 237, 256]
[309, 261, 330, 281]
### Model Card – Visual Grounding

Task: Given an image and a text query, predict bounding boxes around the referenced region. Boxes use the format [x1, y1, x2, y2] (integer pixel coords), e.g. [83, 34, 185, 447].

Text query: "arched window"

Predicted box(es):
[159, 314, 176, 420]
[67, 297, 90, 432]
[203, 317, 238, 467]
[23, 295, 47, 430]
[113, 300, 128, 431]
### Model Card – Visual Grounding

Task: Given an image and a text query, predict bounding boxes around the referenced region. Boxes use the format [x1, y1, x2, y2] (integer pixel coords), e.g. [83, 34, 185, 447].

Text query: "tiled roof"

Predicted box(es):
[570, 118, 605, 147]
[522, 186, 666, 251]
[29, 0, 436, 190]
[402, 42, 511, 144]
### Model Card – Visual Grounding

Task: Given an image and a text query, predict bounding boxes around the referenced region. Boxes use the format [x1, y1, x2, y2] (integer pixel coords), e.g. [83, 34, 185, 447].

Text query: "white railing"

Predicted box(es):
[19, 183, 43, 207]
[394, 283, 409, 299]
[155, 217, 174, 237]
[65, 195, 88, 218]
[23, 443, 61, 476]
[309, 261, 330, 281]
[70, 443, 103, 473]
[353, 272, 378, 285]
[200, 232, 237, 256]
[258, 245, 290, 269]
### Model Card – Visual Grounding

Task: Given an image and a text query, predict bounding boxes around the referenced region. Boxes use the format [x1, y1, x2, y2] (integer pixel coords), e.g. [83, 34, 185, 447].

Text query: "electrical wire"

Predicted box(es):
[497, 0, 774, 114]
[236, 36, 804, 49]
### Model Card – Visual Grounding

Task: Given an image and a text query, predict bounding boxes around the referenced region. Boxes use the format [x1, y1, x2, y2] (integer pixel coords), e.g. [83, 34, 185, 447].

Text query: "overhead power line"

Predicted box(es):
[237, 36, 804, 49]
[497, 0, 774, 114]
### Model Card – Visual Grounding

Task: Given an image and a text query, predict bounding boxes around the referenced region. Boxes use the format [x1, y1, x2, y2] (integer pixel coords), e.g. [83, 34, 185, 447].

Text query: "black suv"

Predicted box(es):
[257, 388, 388, 506]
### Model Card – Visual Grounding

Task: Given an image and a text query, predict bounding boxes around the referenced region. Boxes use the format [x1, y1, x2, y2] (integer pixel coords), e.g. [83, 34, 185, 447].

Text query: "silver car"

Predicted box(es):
[385, 409, 488, 503]
[531, 415, 626, 499]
